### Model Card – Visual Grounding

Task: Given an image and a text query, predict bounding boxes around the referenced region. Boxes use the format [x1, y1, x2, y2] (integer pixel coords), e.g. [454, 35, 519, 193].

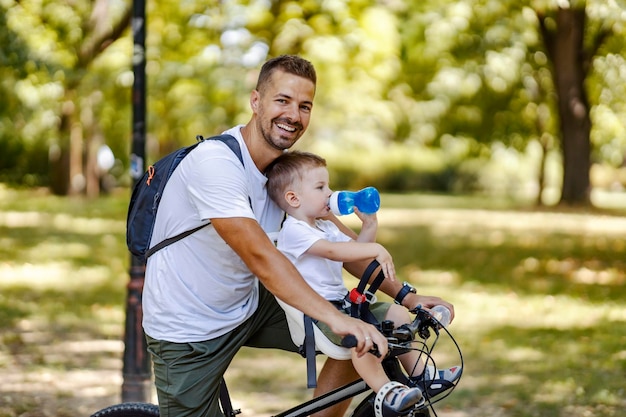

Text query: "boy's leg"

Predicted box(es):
[311, 302, 388, 417]
[312, 357, 360, 417]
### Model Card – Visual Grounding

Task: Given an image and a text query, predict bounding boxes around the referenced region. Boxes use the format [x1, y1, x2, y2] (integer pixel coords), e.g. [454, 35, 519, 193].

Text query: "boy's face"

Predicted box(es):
[296, 166, 333, 218]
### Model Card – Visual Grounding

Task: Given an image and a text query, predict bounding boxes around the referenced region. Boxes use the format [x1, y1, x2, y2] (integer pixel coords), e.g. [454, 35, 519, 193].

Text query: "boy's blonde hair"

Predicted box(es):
[265, 151, 327, 211]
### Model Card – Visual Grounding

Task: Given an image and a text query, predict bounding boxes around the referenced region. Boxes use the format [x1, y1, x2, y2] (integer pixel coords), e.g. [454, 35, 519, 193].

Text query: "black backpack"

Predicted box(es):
[126, 134, 243, 262]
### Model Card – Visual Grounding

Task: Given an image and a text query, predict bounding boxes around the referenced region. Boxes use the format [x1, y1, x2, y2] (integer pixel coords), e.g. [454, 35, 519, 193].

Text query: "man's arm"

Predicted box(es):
[343, 256, 455, 321]
[210, 216, 388, 358]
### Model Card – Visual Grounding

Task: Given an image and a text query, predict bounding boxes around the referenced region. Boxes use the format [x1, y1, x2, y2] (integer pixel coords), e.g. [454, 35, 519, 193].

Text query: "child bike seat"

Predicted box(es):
[276, 297, 352, 361]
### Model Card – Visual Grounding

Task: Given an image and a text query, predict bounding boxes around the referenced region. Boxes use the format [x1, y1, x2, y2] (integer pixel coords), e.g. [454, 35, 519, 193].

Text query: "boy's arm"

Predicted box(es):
[354, 208, 377, 243]
[322, 212, 358, 239]
[321, 209, 378, 243]
[307, 239, 396, 281]
[342, 260, 455, 322]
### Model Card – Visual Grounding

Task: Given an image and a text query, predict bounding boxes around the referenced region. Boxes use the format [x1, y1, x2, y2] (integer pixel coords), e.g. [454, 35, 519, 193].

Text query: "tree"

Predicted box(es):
[395, 0, 623, 206]
[2, 0, 624, 203]
[3, 0, 131, 195]
[537, 2, 612, 205]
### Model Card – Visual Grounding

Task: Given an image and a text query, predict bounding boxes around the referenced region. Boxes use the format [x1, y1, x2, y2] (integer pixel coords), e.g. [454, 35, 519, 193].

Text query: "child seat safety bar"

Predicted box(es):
[349, 260, 386, 324]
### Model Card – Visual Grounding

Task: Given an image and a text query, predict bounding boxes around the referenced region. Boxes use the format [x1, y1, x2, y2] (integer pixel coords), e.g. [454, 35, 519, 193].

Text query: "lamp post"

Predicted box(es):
[121, 0, 152, 402]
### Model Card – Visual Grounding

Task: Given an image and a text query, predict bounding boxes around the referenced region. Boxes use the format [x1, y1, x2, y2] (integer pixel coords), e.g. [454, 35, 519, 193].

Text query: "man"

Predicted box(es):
[142, 55, 455, 417]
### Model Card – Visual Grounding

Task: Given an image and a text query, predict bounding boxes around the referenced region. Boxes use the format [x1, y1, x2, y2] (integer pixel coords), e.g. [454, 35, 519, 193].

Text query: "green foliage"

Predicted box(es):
[0, 0, 132, 188]
[315, 141, 545, 197]
[0, 0, 625, 202]
[0, 6, 49, 185]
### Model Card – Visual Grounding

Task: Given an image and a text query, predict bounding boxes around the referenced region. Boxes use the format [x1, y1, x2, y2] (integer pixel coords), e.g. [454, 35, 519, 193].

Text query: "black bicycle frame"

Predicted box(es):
[274, 353, 410, 417]
[274, 379, 369, 417]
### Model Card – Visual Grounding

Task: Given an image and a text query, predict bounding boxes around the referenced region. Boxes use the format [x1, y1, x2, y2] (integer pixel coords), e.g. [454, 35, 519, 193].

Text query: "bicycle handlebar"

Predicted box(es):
[340, 306, 438, 355]
[340, 334, 358, 348]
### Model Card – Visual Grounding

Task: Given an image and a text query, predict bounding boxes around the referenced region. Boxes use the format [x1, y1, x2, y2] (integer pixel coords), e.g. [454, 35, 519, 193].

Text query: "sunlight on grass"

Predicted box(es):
[451, 289, 618, 331]
[1, 186, 625, 417]
[0, 211, 124, 234]
[0, 262, 112, 289]
[534, 378, 582, 404]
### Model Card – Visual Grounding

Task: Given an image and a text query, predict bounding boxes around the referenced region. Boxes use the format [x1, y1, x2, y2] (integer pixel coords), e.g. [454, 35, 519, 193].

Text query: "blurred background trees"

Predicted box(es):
[1, 0, 624, 207]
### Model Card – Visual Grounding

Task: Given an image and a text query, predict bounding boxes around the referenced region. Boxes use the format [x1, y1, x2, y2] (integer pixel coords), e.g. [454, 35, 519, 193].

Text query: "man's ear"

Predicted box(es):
[284, 190, 300, 208]
[250, 90, 260, 112]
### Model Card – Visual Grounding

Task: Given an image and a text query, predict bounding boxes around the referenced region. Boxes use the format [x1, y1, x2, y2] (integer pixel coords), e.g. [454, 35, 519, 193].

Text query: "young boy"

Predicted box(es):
[266, 151, 461, 413]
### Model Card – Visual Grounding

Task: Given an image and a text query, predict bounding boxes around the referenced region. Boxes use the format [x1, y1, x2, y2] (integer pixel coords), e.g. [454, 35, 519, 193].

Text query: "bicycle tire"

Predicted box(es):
[349, 393, 432, 417]
[349, 392, 375, 417]
[90, 402, 160, 417]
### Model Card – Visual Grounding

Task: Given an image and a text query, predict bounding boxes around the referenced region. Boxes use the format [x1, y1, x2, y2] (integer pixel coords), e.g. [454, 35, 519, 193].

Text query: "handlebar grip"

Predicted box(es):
[341, 334, 358, 348]
[340, 335, 381, 358]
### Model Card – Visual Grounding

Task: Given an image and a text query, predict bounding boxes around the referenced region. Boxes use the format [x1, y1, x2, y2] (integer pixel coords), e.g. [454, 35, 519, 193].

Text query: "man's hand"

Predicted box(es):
[329, 314, 388, 359]
[410, 295, 455, 323]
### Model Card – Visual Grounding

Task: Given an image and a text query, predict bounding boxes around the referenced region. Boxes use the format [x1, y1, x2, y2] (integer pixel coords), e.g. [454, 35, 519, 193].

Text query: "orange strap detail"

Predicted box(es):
[146, 166, 155, 185]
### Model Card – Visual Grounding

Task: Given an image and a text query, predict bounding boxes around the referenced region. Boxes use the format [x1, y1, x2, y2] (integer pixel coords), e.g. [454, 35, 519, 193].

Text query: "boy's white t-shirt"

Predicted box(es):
[277, 216, 352, 301]
[142, 125, 284, 342]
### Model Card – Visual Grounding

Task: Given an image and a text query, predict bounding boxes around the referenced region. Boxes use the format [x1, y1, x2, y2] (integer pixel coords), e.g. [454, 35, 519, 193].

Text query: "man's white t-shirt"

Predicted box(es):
[142, 125, 284, 342]
[277, 216, 352, 302]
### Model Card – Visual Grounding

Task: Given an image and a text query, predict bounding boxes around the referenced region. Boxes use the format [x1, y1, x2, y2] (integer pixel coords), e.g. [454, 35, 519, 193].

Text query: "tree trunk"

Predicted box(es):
[48, 2, 132, 196]
[540, 6, 592, 206]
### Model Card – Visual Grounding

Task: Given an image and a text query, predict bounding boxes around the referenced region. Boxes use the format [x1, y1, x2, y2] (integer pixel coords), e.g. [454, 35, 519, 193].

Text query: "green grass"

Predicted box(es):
[0, 184, 625, 417]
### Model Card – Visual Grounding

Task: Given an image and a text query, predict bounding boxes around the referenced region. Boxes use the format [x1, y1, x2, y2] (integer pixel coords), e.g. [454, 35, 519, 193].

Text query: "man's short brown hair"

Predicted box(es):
[256, 55, 317, 94]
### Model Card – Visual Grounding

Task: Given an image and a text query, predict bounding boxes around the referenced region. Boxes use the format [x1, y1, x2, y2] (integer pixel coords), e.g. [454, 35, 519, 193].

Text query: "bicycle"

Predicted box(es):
[90, 304, 463, 417]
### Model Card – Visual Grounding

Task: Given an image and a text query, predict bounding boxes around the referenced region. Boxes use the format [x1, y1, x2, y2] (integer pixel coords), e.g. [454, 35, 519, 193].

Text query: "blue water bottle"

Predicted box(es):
[329, 186, 381, 216]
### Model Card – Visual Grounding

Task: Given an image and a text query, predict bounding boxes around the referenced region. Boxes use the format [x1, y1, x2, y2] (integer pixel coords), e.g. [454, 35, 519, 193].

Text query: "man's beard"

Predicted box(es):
[260, 118, 303, 151]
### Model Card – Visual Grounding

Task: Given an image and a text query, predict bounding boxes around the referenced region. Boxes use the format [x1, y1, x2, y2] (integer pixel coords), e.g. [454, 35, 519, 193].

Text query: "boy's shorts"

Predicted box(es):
[314, 301, 391, 346]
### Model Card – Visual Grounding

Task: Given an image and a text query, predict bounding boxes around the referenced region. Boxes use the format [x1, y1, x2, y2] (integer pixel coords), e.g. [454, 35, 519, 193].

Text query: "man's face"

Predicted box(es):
[252, 69, 315, 151]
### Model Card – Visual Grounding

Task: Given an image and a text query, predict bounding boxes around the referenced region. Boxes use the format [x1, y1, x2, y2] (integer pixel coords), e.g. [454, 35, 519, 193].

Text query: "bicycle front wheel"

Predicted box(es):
[350, 392, 375, 417]
[349, 393, 432, 417]
[90, 402, 160, 417]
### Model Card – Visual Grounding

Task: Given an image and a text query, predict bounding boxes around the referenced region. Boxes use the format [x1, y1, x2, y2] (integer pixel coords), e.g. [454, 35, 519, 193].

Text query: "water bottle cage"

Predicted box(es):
[349, 288, 377, 305]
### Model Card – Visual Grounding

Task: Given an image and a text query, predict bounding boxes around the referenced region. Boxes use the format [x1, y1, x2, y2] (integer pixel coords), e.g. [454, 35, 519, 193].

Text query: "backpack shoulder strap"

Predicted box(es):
[145, 134, 243, 259]
[198, 134, 244, 166]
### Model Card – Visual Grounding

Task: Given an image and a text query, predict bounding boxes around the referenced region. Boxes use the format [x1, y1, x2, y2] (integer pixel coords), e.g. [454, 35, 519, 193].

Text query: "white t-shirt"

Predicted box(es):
[142, 126, 284, 342]
[277, 216, 352, 301]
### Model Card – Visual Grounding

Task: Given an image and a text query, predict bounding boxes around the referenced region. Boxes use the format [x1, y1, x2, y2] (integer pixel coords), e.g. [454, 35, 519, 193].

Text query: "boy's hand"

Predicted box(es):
[353, 207, 377, 228]
[375, 244, 396, 282]
[354, 207, 378, 244]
